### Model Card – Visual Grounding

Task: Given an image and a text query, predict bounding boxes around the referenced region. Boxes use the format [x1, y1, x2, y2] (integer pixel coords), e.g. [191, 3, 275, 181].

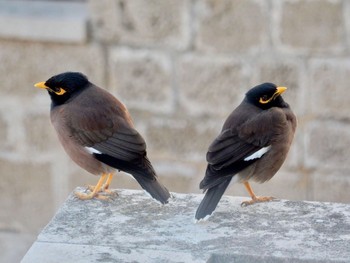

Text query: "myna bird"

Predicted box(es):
[195, 83, 297, 221]
[35, 72, 171, 204]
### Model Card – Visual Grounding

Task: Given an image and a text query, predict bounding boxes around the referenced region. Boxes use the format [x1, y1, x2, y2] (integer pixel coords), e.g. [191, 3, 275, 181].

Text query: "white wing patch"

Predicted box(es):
[85, 147, 102, 155]
[244, 146, 271, 161]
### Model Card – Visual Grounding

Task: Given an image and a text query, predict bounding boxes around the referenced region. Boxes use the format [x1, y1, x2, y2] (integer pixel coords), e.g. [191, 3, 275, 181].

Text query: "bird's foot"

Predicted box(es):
[74, 191, 113, 201]
[85, 184, 118, 197]
[241, 196, 276, 207]
[76, 173, 117, 201]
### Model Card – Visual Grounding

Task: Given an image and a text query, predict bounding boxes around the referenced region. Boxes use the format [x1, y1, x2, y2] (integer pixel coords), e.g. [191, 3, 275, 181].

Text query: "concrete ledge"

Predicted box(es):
[0, 1, 87, 43]
[22, 189, 350, 263]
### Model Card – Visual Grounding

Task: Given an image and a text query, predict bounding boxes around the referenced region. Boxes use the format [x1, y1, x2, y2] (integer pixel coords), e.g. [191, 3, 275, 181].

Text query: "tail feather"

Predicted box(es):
[94, 153, 171, 204]
[195, 177, 232, 221]
[132, 174, 171, 204]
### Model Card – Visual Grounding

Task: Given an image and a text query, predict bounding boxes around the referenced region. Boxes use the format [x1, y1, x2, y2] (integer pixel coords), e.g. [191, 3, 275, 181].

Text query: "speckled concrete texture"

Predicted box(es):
[22, 189, 350, 263]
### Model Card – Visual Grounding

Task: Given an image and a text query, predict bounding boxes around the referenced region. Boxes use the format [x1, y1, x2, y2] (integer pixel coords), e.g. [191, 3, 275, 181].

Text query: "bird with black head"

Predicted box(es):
[195, 83, 297, 221]
[35, 72, 171, 204]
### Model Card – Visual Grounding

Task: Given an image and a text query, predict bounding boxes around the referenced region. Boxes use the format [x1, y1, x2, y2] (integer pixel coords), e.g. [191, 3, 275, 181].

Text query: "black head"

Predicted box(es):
[245, 83, 288, 109]
[35, 72, 90, 106]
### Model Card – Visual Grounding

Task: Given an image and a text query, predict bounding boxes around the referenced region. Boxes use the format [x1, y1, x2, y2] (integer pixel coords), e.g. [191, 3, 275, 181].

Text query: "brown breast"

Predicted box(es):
[50, 106, 112, 176]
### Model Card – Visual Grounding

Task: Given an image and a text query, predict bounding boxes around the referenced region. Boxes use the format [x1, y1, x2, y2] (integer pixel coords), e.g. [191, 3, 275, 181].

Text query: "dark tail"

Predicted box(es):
[195, 177, 232, 221]
[132, 173, 171, 204]
[94, 153, 171, 204]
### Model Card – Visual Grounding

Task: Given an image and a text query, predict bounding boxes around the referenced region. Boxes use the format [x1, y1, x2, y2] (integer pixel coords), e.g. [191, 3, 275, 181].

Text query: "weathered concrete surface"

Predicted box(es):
[22, 189, 350, 263]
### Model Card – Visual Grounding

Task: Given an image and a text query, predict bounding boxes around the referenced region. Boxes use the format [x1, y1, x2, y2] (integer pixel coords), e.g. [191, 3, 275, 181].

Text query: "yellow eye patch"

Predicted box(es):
[259, 86, 287, 104]
[54, 88, 67, 95]
[34, 81, 66, 96]
[259, 96, 272, 104]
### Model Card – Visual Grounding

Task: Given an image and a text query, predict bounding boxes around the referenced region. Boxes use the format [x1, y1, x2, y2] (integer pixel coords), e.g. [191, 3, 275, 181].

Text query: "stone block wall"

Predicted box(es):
[1, 0, 350, 261]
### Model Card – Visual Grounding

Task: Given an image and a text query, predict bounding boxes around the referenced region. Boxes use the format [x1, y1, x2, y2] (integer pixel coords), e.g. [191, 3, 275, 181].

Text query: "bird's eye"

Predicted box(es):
[53, 87, 67, 95]
[259, 95, 271, 104]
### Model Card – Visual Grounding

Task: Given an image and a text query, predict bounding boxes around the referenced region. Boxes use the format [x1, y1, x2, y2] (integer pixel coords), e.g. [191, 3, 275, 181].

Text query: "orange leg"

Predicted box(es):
[84, 173, 117, 197]
[101, 173, 118, 196]
[103, 173, 114, 191]
[241, 182, 276, 207]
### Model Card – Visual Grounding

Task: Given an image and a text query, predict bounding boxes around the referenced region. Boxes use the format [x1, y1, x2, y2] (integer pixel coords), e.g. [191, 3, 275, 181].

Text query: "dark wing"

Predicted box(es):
[92, 123, 147, 163]
[200, 129, 260, 190]
[66, 91, 148, 166]
[68, 103, 154, 173]
[206, 129, 260, 170]
[200, 108, 288, 190]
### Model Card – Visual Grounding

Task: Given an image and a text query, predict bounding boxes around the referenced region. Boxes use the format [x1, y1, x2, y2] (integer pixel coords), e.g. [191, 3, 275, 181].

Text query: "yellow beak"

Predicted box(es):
[34, 81, 48, 89]
[276, 86, 287, 95]
[34, 81, 67, 95]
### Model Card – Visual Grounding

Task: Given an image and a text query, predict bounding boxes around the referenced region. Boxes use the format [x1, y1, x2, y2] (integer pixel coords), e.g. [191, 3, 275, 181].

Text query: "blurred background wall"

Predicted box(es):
[1, 0, 350, 261]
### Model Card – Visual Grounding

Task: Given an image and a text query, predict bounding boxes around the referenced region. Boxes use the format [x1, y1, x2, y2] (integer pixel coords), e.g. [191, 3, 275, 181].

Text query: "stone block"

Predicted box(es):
[109, 48, 173, 113]
[279, 0, 345, 52]
[0, 159, 54, 233]
[88, 0, 119, 42]
[145, 117, 218, 160]
[22, 190, 350, 262]
[195, 0, 268, 53]
[0, 112, 8, 150]
[177, 55, 250, 116]
[89, 0, 190, 49]
[308, 59, 350, 118]
[283, 130, 303, 170]
[305, 120, 350, 171]
[312, 171, 350, 203]
[0, 1, 88, 43]
[0, 41, 105, 98]
[23, 112, 61, 154]
[0, 99, 30, 155]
